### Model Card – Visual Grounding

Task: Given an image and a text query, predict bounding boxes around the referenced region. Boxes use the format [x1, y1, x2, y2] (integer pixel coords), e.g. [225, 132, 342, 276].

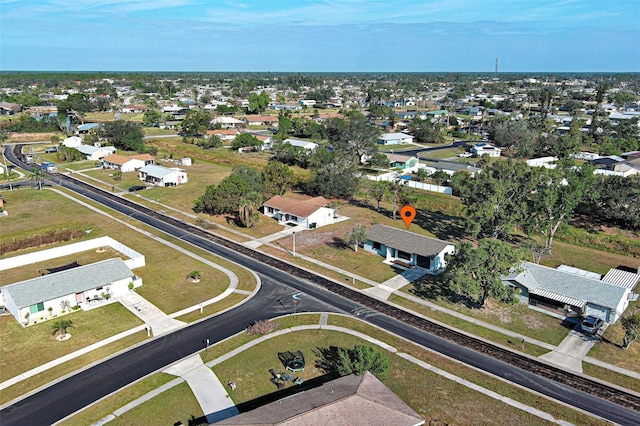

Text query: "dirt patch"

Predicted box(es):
[7, 132, 60, 143]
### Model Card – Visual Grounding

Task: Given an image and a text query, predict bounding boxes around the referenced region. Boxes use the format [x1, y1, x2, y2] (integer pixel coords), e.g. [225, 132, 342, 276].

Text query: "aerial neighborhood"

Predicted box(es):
[1, 71, 639, 425]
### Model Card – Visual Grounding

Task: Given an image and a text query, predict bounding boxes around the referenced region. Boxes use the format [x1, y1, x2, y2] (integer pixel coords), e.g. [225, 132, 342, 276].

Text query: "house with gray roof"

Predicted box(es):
[76, 144, 117, 161]
[0, 258, 140, 326]
[215, 371, 424, 426]
[378, 132, 414, 145]
[502, 262, 632, 324]
[138, 164, 188, 186]
[363, 224, 455, 273]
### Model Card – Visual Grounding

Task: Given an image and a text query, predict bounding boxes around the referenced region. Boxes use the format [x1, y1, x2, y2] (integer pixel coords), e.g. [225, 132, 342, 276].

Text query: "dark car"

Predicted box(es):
[580, 315, 604, 335]
[128, 185, 146, 192]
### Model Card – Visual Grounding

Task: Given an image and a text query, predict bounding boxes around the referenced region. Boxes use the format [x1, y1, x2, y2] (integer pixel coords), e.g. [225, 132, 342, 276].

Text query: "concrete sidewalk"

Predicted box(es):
[116, 291, 186, 336]
[362, 267, 429, 300]
[164, 354, 238, 424]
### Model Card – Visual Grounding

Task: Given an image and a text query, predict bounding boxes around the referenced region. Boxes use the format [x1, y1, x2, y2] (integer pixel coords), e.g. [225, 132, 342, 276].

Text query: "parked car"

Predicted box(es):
[128, 185, 146, 192]
[580, 315, 604, 335]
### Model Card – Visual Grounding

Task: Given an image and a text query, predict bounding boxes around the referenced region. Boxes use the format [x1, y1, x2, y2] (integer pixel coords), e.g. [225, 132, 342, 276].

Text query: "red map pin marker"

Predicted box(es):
[400, 205, 416, 229]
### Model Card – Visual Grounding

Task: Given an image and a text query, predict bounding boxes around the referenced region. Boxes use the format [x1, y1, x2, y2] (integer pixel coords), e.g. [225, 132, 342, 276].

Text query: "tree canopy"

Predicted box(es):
[443, 239, 524, 306]
[98, 120, 146, 152]
[194, 165, 263, 215]
[326, 113, 380, 162]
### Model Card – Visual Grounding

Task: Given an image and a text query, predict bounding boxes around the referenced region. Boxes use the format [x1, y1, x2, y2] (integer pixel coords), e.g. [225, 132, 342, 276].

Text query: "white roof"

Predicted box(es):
[556, 265, 602, 280]
[380, 133, 412, 141]
[283, 139, 318, 149]
[139, 164, 181, 178]
[602, 269, 640, 289]
[212, 117, 243, 124]
[77, 145, 116, 155]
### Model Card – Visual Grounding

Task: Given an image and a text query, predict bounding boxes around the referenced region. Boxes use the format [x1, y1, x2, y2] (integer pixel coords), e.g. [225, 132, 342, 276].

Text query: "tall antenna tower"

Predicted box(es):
[495, 57, 499, 76]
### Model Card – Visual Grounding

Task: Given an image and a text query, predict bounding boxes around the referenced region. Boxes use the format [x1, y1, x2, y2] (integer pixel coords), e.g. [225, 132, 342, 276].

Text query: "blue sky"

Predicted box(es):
[1, 0, 639, 72]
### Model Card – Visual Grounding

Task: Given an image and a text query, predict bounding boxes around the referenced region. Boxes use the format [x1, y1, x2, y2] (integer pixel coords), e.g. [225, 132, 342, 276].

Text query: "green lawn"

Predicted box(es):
[0, 303, 143, 383]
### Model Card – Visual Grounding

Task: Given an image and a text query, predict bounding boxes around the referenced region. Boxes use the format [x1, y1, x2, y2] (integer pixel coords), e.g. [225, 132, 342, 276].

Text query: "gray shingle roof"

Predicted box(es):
[506, 262, 629, 310]
[366, 224, 453, 258]
[1, 258, 133, 308]
[215, 372, 424, 426]
[138, 164, 175, 178]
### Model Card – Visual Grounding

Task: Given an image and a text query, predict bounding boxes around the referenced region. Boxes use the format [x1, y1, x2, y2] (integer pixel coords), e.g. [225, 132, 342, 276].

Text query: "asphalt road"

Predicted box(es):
[2, 145, 639, 425]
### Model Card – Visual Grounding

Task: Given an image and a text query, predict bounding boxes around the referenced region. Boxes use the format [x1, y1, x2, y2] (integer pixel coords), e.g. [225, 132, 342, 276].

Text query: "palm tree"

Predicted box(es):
[31, 168, 43, 190]
[188, 270, 202, 282]
[51, 319, 74, 338]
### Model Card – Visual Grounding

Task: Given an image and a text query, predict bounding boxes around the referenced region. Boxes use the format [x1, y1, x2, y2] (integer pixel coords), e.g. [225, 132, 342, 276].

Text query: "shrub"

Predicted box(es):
[246, 319, 281, 336]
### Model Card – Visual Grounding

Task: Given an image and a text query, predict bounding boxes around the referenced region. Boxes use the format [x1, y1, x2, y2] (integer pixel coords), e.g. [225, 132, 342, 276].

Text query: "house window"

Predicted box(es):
[397, 250, 412, 261]
[96, 287, 103, 291]
[290, 215, 298, 221]
[29, 302, 45, 314]
[372, 242, 381, 250]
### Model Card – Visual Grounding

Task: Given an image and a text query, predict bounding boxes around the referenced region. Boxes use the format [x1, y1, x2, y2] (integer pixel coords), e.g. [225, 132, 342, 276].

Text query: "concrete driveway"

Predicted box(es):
[539, 324, 601, 373]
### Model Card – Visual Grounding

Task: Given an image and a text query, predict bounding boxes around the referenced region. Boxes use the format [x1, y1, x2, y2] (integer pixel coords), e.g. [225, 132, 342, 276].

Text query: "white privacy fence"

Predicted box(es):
[0, 236, 145, 271]
[364, 173, 453, 195]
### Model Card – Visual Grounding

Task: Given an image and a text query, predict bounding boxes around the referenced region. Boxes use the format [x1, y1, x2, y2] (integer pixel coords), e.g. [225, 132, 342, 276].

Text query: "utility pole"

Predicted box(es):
[292, 231, 296, 257]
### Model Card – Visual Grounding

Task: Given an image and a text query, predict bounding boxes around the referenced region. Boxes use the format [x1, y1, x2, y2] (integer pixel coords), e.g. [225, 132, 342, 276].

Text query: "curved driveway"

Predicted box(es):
[1, 146, 639, 425]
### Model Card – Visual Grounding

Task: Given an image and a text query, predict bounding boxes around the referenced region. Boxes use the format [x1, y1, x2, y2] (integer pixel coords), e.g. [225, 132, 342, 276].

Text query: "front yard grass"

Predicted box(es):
[211, 323, 604, 425]
[0, 303, 144, 383]
[108, 381, 203, 426]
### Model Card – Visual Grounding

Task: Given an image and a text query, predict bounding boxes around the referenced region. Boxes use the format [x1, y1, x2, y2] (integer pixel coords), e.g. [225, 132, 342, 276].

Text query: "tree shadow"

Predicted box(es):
[328, 236, 349, 250]
[409, 275, 482, 309]
[413, 209, 467, 241]
[312, 345, 342, 377]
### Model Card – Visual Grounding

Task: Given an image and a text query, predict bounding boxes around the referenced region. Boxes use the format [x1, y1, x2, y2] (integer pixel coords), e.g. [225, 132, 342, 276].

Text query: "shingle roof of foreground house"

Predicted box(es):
[504, 262, 629, 310]
[215, 371, 424, 426]
[1, 258, 133, 309]
[366, 224, 452, 258]
[138, 164, 178, 178]
[263, 195, 329, 218]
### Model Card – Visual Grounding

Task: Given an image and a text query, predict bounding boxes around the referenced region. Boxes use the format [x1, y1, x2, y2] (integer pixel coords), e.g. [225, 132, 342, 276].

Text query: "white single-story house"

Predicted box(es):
[363, 224, 455, 273]
[102, 154, 155, 172]
[0, 258, 141, 326]
[243, 115, 279, 126]
[62, 136, 83, 148]
[77, 144, 117, 161]
[502, 262, 633, 324]
[472, 142, 501, 158]
[211, 117, 244, 129]
[205, 129, 239, 141]
[138, 164, 188, 186]
[262, 195, 334, 229]
[378, 133, 414, 145]
[421, 158, 482, 177]
[282, 138, 318, 151]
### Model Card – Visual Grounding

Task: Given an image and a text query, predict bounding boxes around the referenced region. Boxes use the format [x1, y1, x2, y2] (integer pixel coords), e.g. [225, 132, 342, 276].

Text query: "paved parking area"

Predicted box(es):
[539, 325, 601, 373]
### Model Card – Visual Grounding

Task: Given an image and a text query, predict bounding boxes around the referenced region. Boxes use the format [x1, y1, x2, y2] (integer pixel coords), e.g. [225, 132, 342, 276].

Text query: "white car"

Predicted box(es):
[458, 152, 472, 158]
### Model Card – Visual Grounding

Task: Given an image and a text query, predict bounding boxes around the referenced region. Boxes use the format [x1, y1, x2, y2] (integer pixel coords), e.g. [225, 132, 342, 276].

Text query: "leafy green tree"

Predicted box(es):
[231, 133, 262, 150]
[326, 113, 380, 162]
[194, 166, 263, 215]
[490, 119, 537, 155]
[99, 120, 145, 152]
[523, 164, 594, 254]
[456, 160, 536, 239]
[579, 175, 640, 230]
[431, 170, 450, 186]
[262, 160, 295, 197]
[277, 115, 293, 138]
[369, 152, 389, 172]
[409, 117, 444, 144]
[315, 345, 390, 380]
[143, 109, 162, 127]
[248, 91, 270, 114]
[620, 309, 640, 349]
[444, 239, 524, 306]
[57, 93, 95, 116]
[309, 154, 360, 199]
[112, 170, 122, 182]
[180, 109, 210, 137]
[345, 224, 368, 252]
[198, 134, 223, 149]
[368, 180, 389, 212]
